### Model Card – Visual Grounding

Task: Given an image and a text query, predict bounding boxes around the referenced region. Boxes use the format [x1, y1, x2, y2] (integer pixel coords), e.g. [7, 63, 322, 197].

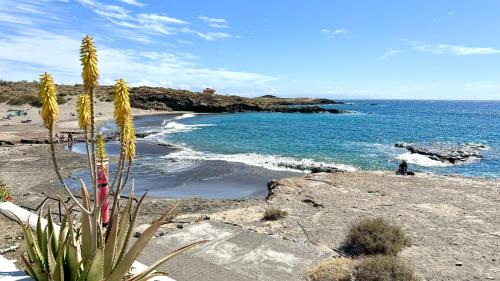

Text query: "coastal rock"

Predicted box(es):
[276, 162, 344, 172]
[395, 142, 489, 164]
[128, 86, 343, 113]
[267, 106, 348, 114]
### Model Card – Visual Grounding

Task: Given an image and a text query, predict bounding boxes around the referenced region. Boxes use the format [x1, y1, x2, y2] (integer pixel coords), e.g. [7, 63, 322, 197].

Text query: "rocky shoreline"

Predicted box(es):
[1, 144, 499, 280]
[395, 142, 489, 164]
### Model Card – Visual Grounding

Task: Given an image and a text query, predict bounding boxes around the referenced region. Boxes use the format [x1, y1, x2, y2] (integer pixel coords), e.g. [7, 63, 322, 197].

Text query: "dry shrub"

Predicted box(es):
[262, 208, 288, 221]
[6, 94, 40, 107]
[342, 218, 410, 256]
[307, 257, 353, 281]
[353, 255, 420, 281]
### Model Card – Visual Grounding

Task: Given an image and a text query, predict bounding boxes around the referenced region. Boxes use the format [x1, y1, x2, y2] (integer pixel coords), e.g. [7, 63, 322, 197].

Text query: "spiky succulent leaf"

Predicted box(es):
[80, 183, 94, 262]
[107, 203, 179, 281]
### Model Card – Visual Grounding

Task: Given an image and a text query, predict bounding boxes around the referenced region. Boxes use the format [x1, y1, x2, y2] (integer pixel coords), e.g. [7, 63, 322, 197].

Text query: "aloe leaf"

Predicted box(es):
[117, 191, 146, 265]
[53, 234, 68, 281]
[22, 254, 48, 281]
[114, 186, 135, 263]
[79, 247, 105, 281]
[107, 202, 179, 281]
[22, 223, 44, 267]
[67, 242, 82, 281]
[46, 231, 57, 276]
[115, 186, 139, 263]
[47, 206, 59, 257]
[35, 208, 48, 268]
[103, 211, 119, 278]
[80, 181, 93, 262]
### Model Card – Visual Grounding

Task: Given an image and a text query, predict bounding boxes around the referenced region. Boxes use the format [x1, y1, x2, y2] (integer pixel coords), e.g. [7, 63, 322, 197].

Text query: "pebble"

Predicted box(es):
[455, 262, 463, 266]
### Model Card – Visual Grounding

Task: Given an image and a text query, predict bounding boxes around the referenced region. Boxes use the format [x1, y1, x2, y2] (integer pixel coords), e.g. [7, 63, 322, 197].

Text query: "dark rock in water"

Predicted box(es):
[276, 162, 344, 173]
[135, 131, 158, 138]
[395, 142, 489, 164]
[268, 106, 348, 114]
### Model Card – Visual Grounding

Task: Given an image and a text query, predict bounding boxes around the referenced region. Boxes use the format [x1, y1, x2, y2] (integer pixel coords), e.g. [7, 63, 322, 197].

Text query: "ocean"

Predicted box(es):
[70, 100, 500, 199]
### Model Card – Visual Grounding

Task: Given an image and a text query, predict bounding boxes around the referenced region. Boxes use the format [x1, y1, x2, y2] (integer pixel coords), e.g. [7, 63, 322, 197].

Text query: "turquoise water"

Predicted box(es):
[144, 100, 500, 178]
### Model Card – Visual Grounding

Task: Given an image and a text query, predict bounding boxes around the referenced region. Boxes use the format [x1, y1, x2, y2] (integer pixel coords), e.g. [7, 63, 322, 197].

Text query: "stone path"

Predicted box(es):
[138, 221, 333, 281]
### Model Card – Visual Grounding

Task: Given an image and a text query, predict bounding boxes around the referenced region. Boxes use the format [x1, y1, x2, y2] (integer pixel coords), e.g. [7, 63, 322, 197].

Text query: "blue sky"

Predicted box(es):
[1, 0, 500, 99]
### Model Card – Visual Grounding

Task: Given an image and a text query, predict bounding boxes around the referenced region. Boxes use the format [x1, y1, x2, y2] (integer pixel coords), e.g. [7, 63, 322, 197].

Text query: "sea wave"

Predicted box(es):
[163, 146, 357, 173]
[397, 152, 452, 167]
[161, 113, 197, 126]
[174, 113, 196, 120]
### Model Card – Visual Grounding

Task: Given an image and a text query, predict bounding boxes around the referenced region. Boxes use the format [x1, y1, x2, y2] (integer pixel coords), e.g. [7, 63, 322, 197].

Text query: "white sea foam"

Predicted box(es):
[174, 113, 196, 120]
[397, 152, 451, 167]
[163, 146, 357, 173]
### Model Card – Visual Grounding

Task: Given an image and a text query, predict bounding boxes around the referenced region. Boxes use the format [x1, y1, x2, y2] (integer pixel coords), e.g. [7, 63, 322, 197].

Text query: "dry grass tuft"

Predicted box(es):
[306, 257, 353, 281]
[342, 217, 410, 256]
[353, 255, 421, 281]
[262, 208, 288, 221]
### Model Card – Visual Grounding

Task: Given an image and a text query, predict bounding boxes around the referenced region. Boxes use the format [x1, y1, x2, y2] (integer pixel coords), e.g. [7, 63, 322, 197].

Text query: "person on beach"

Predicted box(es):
[397, 160, 408, 175]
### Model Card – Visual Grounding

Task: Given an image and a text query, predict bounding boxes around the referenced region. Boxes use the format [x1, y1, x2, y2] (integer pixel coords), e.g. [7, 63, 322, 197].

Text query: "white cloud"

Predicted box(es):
[447, 11, 455, 16]
[0, 29, 275, 94]
[380, 49, 401, 60]
[411, 41, 500, 55]
[74, 0, 233, 41]
[137, 13, 187, 25]
[320, 28, 348, 38]
[119, 0, 144, 7]
[199, 16, 229, 28]
[0, 12, 33, 25]
[195, 31, 231, 41]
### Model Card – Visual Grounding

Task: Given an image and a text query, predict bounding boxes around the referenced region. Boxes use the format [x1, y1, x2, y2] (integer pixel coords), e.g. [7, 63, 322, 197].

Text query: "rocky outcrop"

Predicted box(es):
[276, 162, 345, 173]
[267, 106, 348, 114]
[395, 142, 489, 164]
[130, 89, 345, 113]
[1, 80, 344, 114]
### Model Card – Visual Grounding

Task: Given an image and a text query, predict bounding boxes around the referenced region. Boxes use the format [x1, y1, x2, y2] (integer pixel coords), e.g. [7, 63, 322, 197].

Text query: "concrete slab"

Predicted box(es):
[138, 221, 332, 281]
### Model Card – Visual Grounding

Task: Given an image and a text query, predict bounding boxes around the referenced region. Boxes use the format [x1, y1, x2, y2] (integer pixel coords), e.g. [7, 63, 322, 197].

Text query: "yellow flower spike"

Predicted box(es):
[96, 133, 107, 160]
[122, 117, 136, 160]
[113, 79, 131, 129]
[38, 72, 59, 129]
[80, 36, 99, 91]
[76, 93, 91, 130]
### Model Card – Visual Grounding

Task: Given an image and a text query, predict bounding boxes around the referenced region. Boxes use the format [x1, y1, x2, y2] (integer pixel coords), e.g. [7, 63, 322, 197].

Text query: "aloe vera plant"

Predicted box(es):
[20, 35, 205, 280]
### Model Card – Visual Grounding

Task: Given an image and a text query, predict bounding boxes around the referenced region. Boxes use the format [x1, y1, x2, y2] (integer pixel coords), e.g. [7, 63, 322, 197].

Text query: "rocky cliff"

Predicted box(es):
[0, 80, 343, 113]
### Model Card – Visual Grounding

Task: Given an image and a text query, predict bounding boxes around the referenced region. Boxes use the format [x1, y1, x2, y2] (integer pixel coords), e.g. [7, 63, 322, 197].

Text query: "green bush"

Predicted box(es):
[306, 258, 353, 281]
[7, 94, 39, 106]
[0, 94, 9, 103]
[262, 208, 288, 221]
[353, 255, 421, 281]
[342, 218, 410, 256]
[57, 95, 67, 104]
